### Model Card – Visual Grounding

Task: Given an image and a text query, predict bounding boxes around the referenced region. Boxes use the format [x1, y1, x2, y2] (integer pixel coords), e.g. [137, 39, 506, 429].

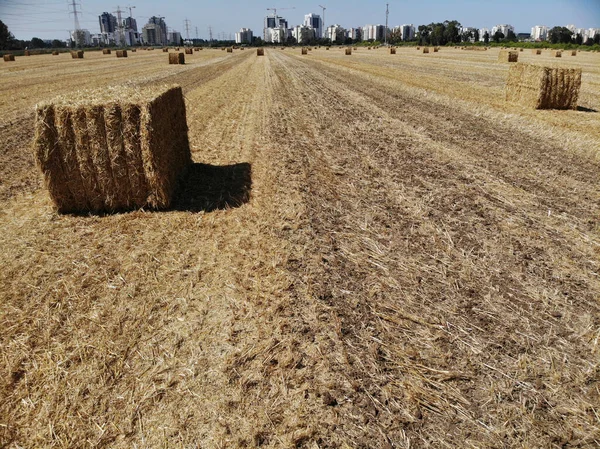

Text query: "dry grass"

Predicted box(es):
[1, 46, 600, 449]
[506, 63, 582, 110]
[533, 49, 542, 55]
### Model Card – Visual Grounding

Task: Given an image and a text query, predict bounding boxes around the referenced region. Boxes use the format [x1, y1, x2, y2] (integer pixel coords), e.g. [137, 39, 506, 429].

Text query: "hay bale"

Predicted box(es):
[103, 49, 111, 55]
[389, 47, 396, 54]
[345, 48, 352, 55]
[571, 50, 577, 56]
[52, 51, 59, 56]
[368, 47, 371, 50]
[417, 47, 420, 50]
[71, 50, 84, 59]
[25, 50, 31, 56]
[116, 50, 128, 58]
[422, 47, 429, 54]
[498, 50, 518, 62]
[226, 47, 233, 53]
[552, 50, 562, 57]
[506, 62, 581, 110]
[33, 85, 192, 213]
[533, 49, 542, 55]
[131, 49, 136, 52]
[169, 52, 185, 64]
[432, 47, 439, 52]
[185, 48, 193, 54]
[302, 48, 308, 55]
[257, 48, 264, 56]
[326, 47, 330, 50]
[163, 48, 169, 52]
[4, 54, 15, 62]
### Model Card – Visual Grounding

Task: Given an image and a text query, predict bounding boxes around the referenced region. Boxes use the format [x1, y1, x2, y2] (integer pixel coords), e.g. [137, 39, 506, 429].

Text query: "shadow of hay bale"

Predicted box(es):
[171, 162, 251, 212]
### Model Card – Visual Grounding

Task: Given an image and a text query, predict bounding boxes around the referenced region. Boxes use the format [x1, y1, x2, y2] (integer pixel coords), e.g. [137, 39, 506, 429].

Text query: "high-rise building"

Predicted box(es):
[264, 14, 288, 42]
[167, 31, 181, 45]
[304, 13, 323, 39]
[326, 24, 346, 43]
[362, 24, 386, 41]
[347, 28, 362, 41]
[124, 17, 137, 33]
[292, 25, 315, 44]
[479, 28, 490, 41]
[99, 12, 117, 34]
[142, 16, 167, 46]
[400, 24, 415, 41]
[531, 25, 548, 41]
[235, 28, 253, 44]
[491, 24, 514, 38]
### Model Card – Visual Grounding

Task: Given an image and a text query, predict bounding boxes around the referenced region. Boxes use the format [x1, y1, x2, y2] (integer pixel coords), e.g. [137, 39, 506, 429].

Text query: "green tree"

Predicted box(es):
[483, 31, 490, 44]
[493, 31, 504, 43]
[548, 26, 573, 44]
[505, 29, 516, 41]
[443, 20, 461, 44]
[574, 33, 583, 45]
[30, 37, 45, 48]
[0, 19, 16, 50]
[417, 25, 430, 45]
[594, 33, 600, 45]
[51, 39, 65, 48]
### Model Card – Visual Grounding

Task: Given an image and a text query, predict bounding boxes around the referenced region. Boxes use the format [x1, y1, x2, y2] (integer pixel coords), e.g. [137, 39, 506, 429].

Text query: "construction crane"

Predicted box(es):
[114, 6, 126, 47]
[318, 4, 326, 37]
[266, 6, 295, 17]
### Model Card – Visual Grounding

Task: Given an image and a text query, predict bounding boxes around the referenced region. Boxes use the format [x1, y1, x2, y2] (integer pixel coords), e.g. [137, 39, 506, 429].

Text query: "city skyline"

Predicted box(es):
[1, 0, 599, 41]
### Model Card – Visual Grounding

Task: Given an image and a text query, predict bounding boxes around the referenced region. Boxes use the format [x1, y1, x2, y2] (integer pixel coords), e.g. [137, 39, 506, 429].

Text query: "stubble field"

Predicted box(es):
[1, 46, 599, 448]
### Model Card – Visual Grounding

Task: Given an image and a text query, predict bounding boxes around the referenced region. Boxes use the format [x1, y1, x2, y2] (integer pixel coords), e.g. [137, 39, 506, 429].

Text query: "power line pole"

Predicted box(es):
[195, 26, 199, 40]
[208, 26, 213, 42]
[184, 18, 191, 41]
[68, 0, 82, 46]
[385, 3, 389, 46]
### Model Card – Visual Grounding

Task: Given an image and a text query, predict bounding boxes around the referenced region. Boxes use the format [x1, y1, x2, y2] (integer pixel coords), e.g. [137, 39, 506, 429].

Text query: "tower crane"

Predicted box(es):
[266, 6, 295, 17]
[318, 4, 326, 36]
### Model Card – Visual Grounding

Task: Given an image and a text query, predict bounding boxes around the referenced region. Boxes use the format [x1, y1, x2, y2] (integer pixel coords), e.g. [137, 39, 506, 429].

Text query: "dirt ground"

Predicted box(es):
[1, 47, 599, 448]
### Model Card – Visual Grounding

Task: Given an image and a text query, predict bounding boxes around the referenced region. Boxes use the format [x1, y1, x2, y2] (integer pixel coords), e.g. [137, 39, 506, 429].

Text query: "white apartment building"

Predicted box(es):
[491, 24, 514, 37]
[589, 28, 600, 39]
[461, 26, 478, 42]
[531, 25, 548, 41]
[326, 24, 346, 43]
[304, 13, 323, 39]
[479, 28, 490, 41]
[71, 29, 92, 46]
[292, 25, 315, 44]
[263, 14, 288, 42]
[362, 24, 386, 41]
[235, 28, 253, 44]
[400, 24, 415, 41]
[347, 27, 362, 41]
[167, 31, 181, 45]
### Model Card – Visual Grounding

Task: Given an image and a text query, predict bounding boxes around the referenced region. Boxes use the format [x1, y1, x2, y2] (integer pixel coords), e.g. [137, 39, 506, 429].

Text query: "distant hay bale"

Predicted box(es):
[389, 47, 396, 54]
[302, 48, 308, 55]
[221, 48, 225, 51]
[552, 50, 562, 57]
[432, 47, 439, 52]
[353, 47, 357, 50]
[185, 48, 193, 54]
[3, 54, 15, 62]
[33, 85, 192, 213]
[193, 47, 199, 51]
[162, 48, 168, 52]
[308, 47, 312, 51]
[345, 48, 352, 55]
[71, 50, 84, 59]
[533, 49, 542, 55]
[226, 47, 233, 53]
[416, 47, 420, 50]
[571, 50, 577, 56]
[52, 51, 59, 55]
[116, 50, 128, 58]
[422, 47, 429, 54]
[103, 49, 111, 55]
[257, 48, 264, 56]
[25, 50, 31, 56]
[326, 47, 330, 50]
[498, 50, 518, 62]
[368, 47, 371, 50]
[169, 52, 184, 64]
[506, 62, 581, 110]
[131, 48, 136, 52]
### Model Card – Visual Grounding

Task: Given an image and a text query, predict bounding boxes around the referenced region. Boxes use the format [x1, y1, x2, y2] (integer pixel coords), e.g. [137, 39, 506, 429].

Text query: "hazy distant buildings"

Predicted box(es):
[235, 28, 253, 44]
[142, 16, 168, 46]
[264, 14, 289, 43]
[347, 27, 362, 41]
[304, 13, 323, 39]
[99, 12, 117, 34]
[292, 25, 315, 44]
[478, 28, 490, 41]
[71, 29, 91, 46]
[531, 25, 548, 41]
[326, 24, 346, 43]
[124, 17, 138, 33]
[491, 24, 514, 37]
[362, 24, 386, 41]
[167, 31, 181, 45]
[400, 24, 415, 41]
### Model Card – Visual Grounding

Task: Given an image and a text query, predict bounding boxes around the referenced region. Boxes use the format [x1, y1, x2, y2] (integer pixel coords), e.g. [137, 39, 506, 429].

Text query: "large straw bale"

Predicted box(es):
[422, 47, 429, 54]
[302, 48, 308, 55]
[226, 47, 233, 53]
[185, 48, 193, 54]
[552, 50, 562, 57]
[571, 50, 577, 56]
[505, 62, 581, 110]
[103, 49, 111, 55]
[3, 54, 15, 62]
[33, 85, 192, 213]
[71, 50, 84, 59]
[169, 52, 185, 64]
[52, 51, 59, 55]
[116, 50, 128, 58]
[389, 47, 396, 54]
[498, 50, 518, 62]
[432, 47, 439, 52]
[257, 48, 264, 56]
[131, 48, 136, 52]
[163, 48, 169, 52]
[533, 49, 542, 55]
[25, 50, 31, 56]
[345, 48, 352, 55]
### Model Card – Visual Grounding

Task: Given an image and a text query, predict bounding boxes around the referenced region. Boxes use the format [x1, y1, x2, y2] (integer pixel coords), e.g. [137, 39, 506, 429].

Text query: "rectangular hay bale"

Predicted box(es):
[571, 50, 577, 56]
[103, 49, 111, 54]
[116, 50, 127, 58]
[422, 47, 429, 54]
[257, 48, 264, 56]
[71, 50, 84, 59]
[505, 62, 581, 110]
[552, 50, 562, 57]
[169, 52, 185, 64]
[33, 85, 192, 213]
[345, 48, 352, 55]
[226, 47, 233, 53]
[185, 48, 193, 54]
[533, 49, 542, 55]
[498, 50, 518, 62]
[389, 48, 396, 54]
[302, 48, 308, 55]
[3, 54, 15, 62]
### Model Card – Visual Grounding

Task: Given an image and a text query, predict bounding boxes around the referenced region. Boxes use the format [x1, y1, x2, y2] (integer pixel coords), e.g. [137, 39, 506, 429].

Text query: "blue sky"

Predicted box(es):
[1, 0, 599, 41]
